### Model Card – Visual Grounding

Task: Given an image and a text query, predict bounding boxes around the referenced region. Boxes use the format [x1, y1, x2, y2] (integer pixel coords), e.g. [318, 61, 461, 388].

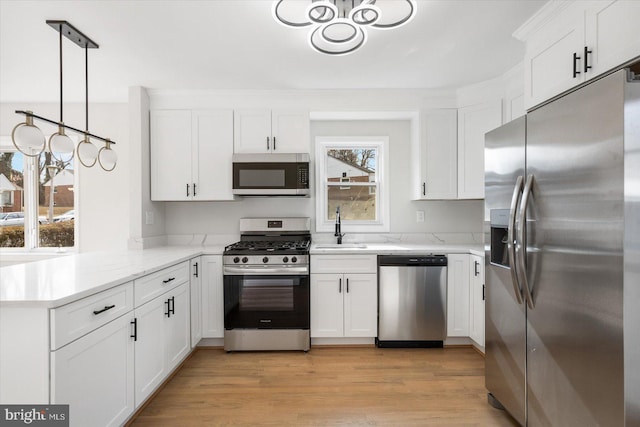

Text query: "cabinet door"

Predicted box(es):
[202, 255, 224, 338]
[192, 110, 236, 201]
[271, 109, 310, 153]
[51, 314, 134, 427]
[310, 274, 344, 337]
[469, 255, 485, 347]
[417, 109, 458, 200]
[585, 0, 640, 76]
[150, 110, 192, 201]
[165, 283, 191, 373]
[457, 100, 502, 199]
[343, 274, 378, 337]
[233, 109, 272, 153]
[446, 254, 470, 337]
[523, 6, 585, 109]
[190, 257, 202, 347]
[134, 295, 166, 406]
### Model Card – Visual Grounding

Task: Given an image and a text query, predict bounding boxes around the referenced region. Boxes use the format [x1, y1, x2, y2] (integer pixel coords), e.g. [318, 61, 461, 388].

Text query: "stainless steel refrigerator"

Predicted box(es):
[484, 68, 640, 426]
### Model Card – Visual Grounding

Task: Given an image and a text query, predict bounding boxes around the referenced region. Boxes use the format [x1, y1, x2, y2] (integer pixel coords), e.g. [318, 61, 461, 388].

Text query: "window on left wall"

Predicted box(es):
[0, 140, 75, 249]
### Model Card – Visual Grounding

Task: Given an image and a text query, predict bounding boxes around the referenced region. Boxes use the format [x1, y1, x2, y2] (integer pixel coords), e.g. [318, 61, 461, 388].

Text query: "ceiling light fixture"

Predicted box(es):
[12, 20, 117, 171]
[272, 0, 416, 56]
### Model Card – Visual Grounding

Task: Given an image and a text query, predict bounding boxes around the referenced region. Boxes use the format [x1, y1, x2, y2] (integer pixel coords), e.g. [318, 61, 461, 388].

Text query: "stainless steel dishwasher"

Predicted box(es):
[377, 255, 447, 348]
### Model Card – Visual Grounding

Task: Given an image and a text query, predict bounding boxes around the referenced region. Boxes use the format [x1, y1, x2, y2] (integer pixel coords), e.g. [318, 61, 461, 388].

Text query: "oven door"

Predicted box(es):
[224, 273, 310, 329]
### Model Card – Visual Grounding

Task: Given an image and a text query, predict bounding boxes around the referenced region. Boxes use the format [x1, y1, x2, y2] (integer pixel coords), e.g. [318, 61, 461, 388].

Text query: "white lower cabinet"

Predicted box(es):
[190, 257, 203, 347]
[134, 281, 190, 406]
[310, 254, 378, 338]
[201, 255, 224, 338]
[446, 254, 471, 337]
[469, 254, 485, 348]
[311, 273, 377, 338]
[51, 314, 135, 427]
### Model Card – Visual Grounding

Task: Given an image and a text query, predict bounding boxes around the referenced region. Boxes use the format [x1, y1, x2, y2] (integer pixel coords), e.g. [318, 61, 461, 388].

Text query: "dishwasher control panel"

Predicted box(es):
[378, 255, 447, 267]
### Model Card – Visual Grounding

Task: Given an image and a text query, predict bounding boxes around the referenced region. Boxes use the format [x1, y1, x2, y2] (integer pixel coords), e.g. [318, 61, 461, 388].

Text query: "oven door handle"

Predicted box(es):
[223, 266, 309, 275]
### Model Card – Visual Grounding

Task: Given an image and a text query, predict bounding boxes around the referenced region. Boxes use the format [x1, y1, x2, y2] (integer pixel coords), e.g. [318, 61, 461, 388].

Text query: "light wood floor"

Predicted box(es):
[130, 346, 518, 426]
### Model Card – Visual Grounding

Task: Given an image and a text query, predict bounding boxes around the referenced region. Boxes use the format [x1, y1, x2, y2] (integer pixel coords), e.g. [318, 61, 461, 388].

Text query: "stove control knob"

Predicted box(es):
[233, 257, 240, 264]
[291, 256, 297, 263]
[283, 257, 289, 263]
[263, 257, 269, 264]
[242, 257, 248, 263]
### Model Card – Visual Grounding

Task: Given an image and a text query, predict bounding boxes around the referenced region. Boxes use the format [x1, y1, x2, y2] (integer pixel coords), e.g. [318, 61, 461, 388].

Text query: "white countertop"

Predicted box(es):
[0, 246, 225, 308]
[311, 243, 484, 256]
[0, 243, 482, 308]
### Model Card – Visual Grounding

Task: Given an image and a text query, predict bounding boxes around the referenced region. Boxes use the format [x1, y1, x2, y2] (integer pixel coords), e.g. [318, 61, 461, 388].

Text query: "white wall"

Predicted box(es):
[0, 102, 130, 252]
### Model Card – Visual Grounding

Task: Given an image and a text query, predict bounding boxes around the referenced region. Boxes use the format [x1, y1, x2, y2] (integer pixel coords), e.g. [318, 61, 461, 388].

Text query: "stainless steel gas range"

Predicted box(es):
[223, 218, 311, 351]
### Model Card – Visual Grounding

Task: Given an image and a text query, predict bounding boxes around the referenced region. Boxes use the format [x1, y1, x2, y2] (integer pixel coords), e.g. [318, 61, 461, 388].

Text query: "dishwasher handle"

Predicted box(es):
[378, 255, 447, 267]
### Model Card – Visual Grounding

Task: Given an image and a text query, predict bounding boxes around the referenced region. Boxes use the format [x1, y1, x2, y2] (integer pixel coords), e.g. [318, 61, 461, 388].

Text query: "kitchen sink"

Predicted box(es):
[315, 243, 368, 249]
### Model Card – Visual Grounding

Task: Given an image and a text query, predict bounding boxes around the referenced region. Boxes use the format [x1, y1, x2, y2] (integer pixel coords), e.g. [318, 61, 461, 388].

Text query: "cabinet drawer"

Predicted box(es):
[134, 262, 189, 307]
[311, 255, 377, 274]
[51, 282, 134, 350]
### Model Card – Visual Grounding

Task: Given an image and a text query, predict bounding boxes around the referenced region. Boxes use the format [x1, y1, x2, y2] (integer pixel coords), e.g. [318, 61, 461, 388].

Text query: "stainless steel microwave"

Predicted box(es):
[232, 153, 310, 196]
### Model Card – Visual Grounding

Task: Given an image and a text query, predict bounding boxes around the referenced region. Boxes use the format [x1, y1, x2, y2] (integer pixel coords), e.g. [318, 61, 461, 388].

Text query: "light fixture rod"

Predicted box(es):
[85, 44, 89, 131]
[59, 28, 63, 122]
[14, 110, 116, 145]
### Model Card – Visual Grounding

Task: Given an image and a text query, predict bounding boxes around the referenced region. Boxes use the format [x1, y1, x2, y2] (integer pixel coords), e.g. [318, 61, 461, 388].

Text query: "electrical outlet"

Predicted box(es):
[145, 211, 154, 225]
[416, 210, 425, 223]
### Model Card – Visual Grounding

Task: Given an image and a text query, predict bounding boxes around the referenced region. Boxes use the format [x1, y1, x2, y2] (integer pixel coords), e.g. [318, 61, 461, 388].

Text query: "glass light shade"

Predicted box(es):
[11, 113, 45, 157]
[98, 142, 117, 172]
[49, 124, 75, 161]
[77, 136, 98, 168]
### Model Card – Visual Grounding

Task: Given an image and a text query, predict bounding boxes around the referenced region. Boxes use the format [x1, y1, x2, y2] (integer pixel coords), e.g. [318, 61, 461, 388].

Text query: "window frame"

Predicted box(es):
[0, 136, 78, 253]
[315, 136, 390, 233]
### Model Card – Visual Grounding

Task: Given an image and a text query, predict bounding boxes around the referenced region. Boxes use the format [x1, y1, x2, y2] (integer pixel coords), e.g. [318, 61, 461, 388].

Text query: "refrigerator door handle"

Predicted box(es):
[508, 175, 525, 305]
[517, 174, 535, 309]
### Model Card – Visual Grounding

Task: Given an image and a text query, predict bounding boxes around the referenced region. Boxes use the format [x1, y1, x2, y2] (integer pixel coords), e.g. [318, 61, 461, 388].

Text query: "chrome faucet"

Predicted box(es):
[334, 206, 345, 244]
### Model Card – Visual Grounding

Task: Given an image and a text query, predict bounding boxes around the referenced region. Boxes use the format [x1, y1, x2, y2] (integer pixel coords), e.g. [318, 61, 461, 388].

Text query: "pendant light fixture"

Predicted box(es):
[12, 20, 117, 171]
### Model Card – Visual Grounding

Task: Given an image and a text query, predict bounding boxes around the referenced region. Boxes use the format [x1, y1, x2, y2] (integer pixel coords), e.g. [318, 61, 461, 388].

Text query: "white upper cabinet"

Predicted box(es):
[585, 0, 640, 76]
[150, 109, 235, 201]
[234, 109, 310, 154]
[517, 0, 640, 110]
[457, 100, 502, 199]
[413, 109, 458, 200]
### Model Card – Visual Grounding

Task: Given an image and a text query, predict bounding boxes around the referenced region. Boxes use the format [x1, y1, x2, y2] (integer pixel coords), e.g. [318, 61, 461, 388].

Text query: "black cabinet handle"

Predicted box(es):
[483, 285, 485, 301]
[573, 52, 581, 78]
[131, 318, 137, 341]
[170, 296, 176, 315]
[186, 183, 190, 197]
[193, 262, 199, 278]
[162, 277, 175, 284]
[346, 278, 350, 293]
[267, 136, 270, 150]
[474, 261, 480, 276]
[193, 183, 197, 196]
[93, 304, 115, 315]
[422, 182, 426, 196]
[339, 278, 342, 293]
[273, 136, 276, 150]
[165, 299, 171, 317]
[584, 46, 592, 73]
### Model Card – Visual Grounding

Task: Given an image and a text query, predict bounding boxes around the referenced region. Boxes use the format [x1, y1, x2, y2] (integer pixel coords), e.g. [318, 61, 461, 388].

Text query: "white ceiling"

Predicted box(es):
[0, 0, 545, 103]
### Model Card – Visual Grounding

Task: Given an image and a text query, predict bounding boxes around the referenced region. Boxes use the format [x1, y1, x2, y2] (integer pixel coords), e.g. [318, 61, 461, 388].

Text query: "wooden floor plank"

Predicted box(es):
[129, 347, 519, 426]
